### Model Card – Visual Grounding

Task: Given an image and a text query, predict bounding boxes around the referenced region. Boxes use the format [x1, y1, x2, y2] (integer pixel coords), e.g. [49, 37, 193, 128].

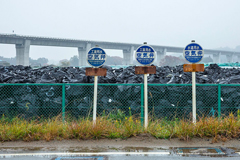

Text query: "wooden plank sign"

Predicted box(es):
[183, 64, 204, 72]
[85, 68, 107, 76]
[135, 66, 156, 75]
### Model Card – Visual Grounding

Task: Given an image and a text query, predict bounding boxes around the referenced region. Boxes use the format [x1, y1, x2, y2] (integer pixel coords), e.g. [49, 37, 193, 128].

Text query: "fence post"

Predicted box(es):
[62, 83, 66, 122]
[141, 83, 144, 126]
[218, 84, 221, 118]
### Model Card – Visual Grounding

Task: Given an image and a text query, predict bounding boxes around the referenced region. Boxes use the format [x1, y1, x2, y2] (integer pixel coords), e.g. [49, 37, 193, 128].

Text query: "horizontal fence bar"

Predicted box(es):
[0, 83, 142, 86]
[64, 83, 93, 86]
[148, 84, 192, 86]
[148, 84, 220, 86]
[219, 84, 240, 86]
[98, 84, 141, 86]
[65, 83, 141, 86]
[0, 83, 239, 86]
[0, 83, 63, 86]
[196, 84, 219, 86]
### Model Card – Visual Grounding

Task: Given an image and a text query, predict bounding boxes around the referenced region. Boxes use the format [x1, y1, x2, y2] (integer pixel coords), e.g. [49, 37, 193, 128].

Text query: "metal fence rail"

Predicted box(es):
[0, 83, 239, 122]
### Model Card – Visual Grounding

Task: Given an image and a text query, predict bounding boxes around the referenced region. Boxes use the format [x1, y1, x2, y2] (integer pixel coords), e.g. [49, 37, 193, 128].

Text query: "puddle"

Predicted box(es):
[0, 146, 169, 154]
[171, 147, 240, 157]
[177, 147, 224, 155]
[54, 156, 107, 160]
[0, 146, 239, 159]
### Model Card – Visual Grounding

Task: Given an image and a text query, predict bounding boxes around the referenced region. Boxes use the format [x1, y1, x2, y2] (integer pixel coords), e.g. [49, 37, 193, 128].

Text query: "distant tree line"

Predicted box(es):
[0, 56, 48, 66]
[0, 55, 124, 67]
[0, 56, 15, 65]
[30, 57, 48, 66]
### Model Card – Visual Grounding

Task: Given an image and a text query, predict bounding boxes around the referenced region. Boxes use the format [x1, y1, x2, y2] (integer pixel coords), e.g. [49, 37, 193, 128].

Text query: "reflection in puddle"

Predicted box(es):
[0, 146, 169, 154]
[177, 147, 224, 155]
[0, 146, 239, 158]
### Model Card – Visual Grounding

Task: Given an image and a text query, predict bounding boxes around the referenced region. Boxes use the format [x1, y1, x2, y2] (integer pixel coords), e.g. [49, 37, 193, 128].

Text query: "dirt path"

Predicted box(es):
[1, 134, 240, 149]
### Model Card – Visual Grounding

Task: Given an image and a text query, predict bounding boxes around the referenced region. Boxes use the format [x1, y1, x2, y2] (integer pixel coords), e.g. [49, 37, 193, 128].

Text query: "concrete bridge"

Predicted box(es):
[0, 33, 239, 66]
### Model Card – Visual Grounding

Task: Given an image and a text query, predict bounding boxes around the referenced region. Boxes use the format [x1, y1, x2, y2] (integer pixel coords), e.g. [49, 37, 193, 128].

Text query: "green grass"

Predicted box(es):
[0, 113, 240, 143]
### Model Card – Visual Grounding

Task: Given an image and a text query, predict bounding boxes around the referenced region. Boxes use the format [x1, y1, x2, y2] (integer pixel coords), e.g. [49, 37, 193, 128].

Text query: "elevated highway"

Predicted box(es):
[0, 33, 239, 66]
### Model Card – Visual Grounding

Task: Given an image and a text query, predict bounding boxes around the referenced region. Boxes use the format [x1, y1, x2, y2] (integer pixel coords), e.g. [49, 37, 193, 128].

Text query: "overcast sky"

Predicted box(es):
[0, 0, 240, 63]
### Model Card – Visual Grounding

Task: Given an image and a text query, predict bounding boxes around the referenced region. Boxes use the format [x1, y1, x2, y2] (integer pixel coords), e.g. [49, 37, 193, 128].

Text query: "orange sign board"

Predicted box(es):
[183, 64, 204, 72]
[85, 68, 107, 76]
[135, 66, 156, 74]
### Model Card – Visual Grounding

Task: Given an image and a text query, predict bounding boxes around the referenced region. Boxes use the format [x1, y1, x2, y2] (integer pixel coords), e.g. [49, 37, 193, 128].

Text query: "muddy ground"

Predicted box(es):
[1, 134, 240, 149]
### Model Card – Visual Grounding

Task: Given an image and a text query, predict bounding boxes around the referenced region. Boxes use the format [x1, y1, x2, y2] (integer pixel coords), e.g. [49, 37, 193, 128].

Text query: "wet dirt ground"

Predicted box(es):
[0, 136, 240, 160]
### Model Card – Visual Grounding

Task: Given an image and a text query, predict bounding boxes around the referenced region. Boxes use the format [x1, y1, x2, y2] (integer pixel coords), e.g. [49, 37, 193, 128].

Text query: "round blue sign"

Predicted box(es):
[87, 47, 107, 67]
[183, 43, 204, 63]
[135, 45, 156, 65]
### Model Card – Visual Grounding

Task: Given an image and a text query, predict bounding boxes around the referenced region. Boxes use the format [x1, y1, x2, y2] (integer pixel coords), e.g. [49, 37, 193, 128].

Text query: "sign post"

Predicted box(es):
[144, 73, 148, 128]
[93, 75, 98, 125]
[192, 71, 196, 123]
[183, 40, 204, 123]
[86, 45, 107, 126]
[135, 42, 156, 129]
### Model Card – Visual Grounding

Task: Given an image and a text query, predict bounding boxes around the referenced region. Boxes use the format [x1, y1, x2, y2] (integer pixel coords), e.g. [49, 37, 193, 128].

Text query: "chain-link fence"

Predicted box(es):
[0, 84, 63, 119]
[64, 84, 142, 120]
[0, 83, 239, 122]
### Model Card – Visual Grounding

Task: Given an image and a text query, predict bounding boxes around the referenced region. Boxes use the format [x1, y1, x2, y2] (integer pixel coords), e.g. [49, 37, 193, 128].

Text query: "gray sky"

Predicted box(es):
[0, 0, 240, 63]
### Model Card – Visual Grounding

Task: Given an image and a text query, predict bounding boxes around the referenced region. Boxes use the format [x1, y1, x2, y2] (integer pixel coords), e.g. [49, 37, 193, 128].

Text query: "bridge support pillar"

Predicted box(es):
[226, 54, 233, 63]
[123, 46, 134, 65]
[213, 52, 221, 64]
[78, 43, 91, 66]
[156, 48, 167, 65]
[15, 40, 31, 66]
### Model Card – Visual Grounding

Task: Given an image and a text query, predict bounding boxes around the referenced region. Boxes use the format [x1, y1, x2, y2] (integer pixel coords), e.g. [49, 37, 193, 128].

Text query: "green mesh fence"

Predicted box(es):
[0, 83, 240, 122]
[196, 85, 219, 118]
[0, 84, 63, 119]
[148, 84, 192, 120]
[64, 84, 142, 120]
[221, 84, 240, 116]
[64, 84, 93, 119]
[148, 84, 223, 120]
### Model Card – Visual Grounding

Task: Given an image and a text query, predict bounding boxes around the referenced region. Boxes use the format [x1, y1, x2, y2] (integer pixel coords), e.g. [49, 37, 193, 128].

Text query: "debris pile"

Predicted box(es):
[1, 64, 239, 84]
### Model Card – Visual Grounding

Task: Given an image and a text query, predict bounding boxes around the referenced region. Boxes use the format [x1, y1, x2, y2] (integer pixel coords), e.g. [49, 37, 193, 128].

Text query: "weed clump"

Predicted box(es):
[0, 113, 239, 143]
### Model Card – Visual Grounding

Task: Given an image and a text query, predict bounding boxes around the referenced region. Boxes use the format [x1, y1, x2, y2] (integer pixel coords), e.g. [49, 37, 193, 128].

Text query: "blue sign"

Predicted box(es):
[87, 47, 107, 67]
[183, 43, 204, 63]
[135, 45, 156, 65]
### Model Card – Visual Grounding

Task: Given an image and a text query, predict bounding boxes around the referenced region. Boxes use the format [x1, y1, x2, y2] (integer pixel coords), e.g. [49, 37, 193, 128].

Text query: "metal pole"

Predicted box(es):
[141, 83, 144, 126]
[218, 84, 221, 118]
[144, 74, 148, 129]
[192, 71, 196, 123]
[93, 75, 98, 126]
[62, 83, 66, 123]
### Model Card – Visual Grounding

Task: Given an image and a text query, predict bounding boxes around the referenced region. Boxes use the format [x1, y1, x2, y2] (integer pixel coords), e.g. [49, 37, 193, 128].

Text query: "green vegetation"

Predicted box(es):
[0, 112, 240, 143]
